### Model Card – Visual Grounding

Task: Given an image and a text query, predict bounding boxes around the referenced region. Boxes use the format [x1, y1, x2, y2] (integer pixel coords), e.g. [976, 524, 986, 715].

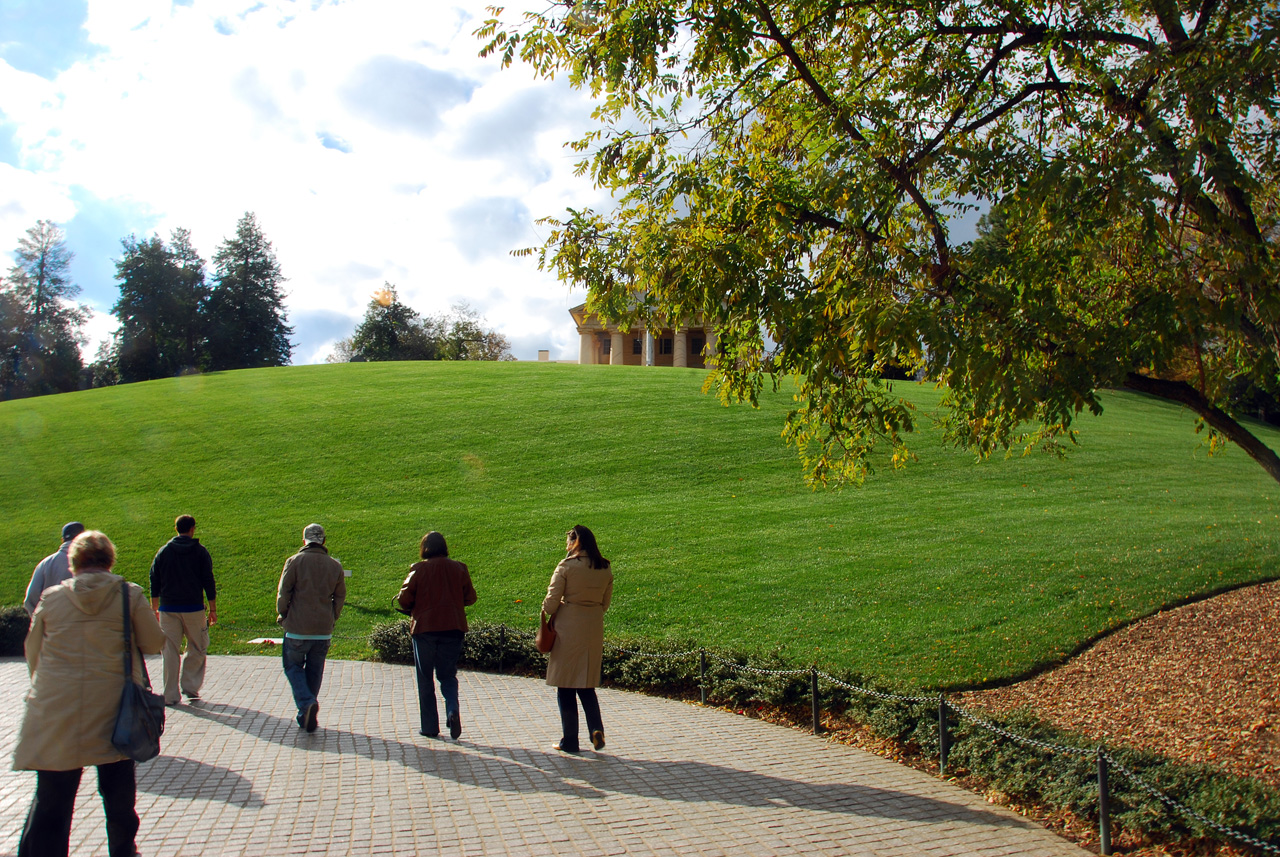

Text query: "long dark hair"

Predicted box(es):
[568, 524, 609, 569]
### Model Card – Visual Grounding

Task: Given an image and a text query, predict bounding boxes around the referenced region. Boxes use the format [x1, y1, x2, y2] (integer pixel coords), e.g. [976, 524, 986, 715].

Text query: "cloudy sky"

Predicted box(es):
[0, 0, 609, 363]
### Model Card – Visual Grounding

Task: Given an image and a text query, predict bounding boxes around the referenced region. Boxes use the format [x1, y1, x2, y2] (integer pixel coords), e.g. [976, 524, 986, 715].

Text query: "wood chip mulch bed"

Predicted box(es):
[957, 579, 1280, 791]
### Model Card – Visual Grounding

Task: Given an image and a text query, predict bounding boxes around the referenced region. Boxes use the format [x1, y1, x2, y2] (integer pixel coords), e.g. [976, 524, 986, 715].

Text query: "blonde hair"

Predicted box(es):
[69, 530, 116, 573]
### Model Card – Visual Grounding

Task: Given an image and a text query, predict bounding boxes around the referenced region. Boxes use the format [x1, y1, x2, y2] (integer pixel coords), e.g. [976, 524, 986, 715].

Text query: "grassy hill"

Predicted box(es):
[2, 361, 1277, 689]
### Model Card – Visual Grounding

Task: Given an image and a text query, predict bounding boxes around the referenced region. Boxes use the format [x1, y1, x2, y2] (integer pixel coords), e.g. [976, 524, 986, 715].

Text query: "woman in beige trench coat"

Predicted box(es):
[14, 530, 165, 857]
[542, 524, 613, 753]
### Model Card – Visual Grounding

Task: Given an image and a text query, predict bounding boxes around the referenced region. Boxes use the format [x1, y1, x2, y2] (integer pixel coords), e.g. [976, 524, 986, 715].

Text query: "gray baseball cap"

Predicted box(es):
[303, 523, 325, 544]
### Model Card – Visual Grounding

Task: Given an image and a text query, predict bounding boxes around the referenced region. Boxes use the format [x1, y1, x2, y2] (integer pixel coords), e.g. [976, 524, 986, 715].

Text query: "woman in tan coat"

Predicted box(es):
[14, 530, 165, 857]
[542, 524, 613, 753]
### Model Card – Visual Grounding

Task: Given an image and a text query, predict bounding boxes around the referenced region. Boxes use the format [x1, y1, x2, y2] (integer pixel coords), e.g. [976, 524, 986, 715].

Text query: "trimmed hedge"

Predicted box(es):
[0, 606, 27, 657]
[368, 619, 1280, 852]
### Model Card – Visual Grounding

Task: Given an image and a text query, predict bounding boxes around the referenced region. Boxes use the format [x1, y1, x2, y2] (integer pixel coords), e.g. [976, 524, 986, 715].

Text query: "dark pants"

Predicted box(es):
[412, 632, 464, 735]
[282, 637, 330, 723]
[18, 759, 137, 857]
[557, 687, 604, 751]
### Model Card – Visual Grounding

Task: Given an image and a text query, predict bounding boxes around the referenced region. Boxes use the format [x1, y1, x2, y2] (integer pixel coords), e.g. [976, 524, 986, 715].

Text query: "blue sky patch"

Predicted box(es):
[317, 132, 351, 153]
[63, 188, 161, 310]
[0, 0, 100, 79]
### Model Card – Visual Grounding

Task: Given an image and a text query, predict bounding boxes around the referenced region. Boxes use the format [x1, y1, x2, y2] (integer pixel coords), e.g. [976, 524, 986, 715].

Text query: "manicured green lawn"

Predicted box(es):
[2, 361, 1277, 689]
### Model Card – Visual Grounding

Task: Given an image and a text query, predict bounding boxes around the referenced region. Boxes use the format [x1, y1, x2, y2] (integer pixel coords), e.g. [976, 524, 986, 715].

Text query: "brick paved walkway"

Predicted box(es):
[0, 655, 1085, 856]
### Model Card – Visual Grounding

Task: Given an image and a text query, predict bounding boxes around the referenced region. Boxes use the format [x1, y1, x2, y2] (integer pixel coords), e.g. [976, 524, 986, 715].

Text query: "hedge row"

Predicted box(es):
[371, 619, 1280, 852]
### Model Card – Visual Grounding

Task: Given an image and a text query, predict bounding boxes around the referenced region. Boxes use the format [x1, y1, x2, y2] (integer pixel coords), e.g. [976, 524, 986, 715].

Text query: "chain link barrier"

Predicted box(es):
[704, 651, 810, 677]
[816, 670, 936, 705]
[948, 701, 1095, 757]
[610, 645, 701, 659]
[1102, 751, 1280, 856]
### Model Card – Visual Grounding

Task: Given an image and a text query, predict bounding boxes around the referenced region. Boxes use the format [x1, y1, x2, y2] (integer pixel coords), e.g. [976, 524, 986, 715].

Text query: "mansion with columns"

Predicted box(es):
[570, 304, 716, 368]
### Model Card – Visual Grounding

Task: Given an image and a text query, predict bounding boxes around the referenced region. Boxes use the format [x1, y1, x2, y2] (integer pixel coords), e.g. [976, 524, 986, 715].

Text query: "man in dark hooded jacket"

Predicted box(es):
[149, 514, 216, 705]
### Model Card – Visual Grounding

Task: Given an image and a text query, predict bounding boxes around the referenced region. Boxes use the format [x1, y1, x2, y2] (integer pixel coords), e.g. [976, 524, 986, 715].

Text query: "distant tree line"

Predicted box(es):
[327, 285, 514, 363]
[0, 213, 293, 399]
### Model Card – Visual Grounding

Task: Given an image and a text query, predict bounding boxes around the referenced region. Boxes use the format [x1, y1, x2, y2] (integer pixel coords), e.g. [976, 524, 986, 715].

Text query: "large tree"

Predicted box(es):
[205, 212, 292, 371]
[481, 0, 1280, 485]
[1, 221, 88, 399]
[349, 284, 443, 361]
[112, 230, 209, 382]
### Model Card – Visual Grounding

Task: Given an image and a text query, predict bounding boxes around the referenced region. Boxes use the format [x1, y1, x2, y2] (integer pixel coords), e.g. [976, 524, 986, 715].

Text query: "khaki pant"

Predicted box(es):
[160, 610, 208, 704]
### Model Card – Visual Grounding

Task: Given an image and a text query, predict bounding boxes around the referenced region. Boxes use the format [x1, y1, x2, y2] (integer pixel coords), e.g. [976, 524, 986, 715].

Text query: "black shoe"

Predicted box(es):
[419, 730, 439, 738]
[554, 742, 580, 753]
[591, 730, 605, 751]
[184, 690, 200, 700]
[448, 713, 462, 740]
[304, 702, 319, 733]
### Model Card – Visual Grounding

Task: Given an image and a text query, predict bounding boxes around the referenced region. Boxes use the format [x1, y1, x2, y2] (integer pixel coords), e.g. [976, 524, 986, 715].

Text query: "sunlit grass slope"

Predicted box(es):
[2, 361, 1277, 689]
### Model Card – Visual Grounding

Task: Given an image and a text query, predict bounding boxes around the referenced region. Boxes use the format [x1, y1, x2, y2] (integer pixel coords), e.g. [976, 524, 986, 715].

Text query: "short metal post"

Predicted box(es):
[810, 669, 821, 735]
[498, 625, 506, 673]
[1098, 747, 1112, 855]
[938, 695, 950, 776]
[699, 649, 707, 705]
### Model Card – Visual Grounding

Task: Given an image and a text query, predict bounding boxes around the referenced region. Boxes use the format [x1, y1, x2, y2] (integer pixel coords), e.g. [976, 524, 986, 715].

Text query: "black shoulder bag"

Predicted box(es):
[111, 581, 166, 763]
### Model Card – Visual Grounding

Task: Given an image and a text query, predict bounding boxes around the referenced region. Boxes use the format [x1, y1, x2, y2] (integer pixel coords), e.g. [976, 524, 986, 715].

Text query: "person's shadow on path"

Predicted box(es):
[179, 701, 1036, 832]
[137, 755, 266, 809]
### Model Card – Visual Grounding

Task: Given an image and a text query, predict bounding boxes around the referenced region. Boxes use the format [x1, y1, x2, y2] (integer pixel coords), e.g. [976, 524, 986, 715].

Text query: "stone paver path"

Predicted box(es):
[0, 655, 1085, 856]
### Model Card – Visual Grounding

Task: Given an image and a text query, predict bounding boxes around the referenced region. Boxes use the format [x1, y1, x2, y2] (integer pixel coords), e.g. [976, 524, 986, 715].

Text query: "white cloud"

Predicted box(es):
[1, 0, 610, 362]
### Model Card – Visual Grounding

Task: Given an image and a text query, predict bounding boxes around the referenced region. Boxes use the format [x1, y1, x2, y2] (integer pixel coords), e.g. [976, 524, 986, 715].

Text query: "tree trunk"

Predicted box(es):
[1123, 372, 1280, 484]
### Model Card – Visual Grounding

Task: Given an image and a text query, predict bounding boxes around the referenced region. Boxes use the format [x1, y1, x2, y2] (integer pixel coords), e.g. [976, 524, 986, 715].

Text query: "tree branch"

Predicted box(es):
[1123, 372, 1280, 484]
[754, 0, 952, 282]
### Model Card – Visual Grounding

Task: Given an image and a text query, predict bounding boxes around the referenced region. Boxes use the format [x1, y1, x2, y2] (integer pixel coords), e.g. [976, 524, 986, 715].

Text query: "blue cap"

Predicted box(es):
[62, 522, 85, 541]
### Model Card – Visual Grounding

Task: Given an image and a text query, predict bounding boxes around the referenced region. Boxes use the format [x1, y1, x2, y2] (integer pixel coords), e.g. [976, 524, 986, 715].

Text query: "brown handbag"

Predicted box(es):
[535, 610, 556, 653]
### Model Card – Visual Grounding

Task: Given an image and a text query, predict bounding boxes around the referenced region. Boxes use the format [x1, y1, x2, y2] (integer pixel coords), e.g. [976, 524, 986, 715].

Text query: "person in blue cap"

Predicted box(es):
[23, 522, 85, 617]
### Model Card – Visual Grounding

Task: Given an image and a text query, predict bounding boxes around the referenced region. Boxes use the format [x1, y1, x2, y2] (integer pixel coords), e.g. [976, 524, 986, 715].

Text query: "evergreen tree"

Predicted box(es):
[205, 213, 292, 370]
[1, 221, 88, 399]
[350, 284, 440, 361]
[169, 228, 210, 371]
[112, 228, 210, 383]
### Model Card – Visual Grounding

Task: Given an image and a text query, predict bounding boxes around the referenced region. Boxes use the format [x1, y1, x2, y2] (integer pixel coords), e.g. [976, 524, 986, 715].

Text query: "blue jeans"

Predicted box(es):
[412, 632, 464, 735]
[282, 637, 330, 722]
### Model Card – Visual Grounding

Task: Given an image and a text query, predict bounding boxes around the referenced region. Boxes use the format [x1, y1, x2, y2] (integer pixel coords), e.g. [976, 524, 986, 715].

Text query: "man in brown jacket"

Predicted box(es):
[276, 523, 346, 733]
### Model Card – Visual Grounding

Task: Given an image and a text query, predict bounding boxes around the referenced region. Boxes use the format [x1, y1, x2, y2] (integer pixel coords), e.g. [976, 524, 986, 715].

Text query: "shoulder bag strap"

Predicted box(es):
[120, 580, 134, 680]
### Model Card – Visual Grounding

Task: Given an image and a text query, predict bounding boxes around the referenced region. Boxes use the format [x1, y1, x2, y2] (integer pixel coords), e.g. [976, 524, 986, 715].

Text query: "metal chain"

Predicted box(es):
[609, 645, 701, 659]
[704, 651, 811, 677]
[1102, 752, 1280, 856]
[816, 670, 936, 704]
[948, 701, 1094, 757]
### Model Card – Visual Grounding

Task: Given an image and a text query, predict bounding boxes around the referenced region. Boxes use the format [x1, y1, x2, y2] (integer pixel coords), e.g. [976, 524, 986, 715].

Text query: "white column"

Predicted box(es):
[706, 329, 718, 364]
[645, 332, 655, 366]
[579, 333, 594, 365]
[610, 331, 624, 365]
[674, 328, 688, 368]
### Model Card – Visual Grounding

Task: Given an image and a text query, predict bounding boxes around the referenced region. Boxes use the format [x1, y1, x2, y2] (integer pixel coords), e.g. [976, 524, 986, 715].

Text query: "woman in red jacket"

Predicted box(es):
[396, 531, 477, 739]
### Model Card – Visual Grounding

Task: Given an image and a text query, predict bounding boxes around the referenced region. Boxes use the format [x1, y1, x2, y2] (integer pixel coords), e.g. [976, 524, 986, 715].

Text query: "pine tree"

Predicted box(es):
[112, 230, 209, 382]
[350, 284, 440, 361]
[205, 213, 292, 370]
[1, 221, 88, 399]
